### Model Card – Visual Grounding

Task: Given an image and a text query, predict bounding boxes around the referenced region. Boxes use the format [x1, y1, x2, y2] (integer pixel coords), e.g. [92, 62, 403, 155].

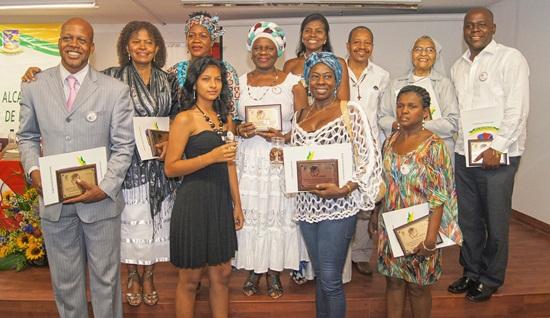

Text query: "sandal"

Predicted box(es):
[142, 270, 159, 306]
[266, 271, 283, 299]
[290, 268, 307, 285]
[242, 271, 262, 296]
[126, 270, 142, 307]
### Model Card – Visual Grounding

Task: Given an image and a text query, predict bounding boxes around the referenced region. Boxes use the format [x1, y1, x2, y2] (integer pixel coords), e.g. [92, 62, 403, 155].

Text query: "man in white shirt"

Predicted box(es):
[346, 26, 389, 275]
[447, 7, 529, 302]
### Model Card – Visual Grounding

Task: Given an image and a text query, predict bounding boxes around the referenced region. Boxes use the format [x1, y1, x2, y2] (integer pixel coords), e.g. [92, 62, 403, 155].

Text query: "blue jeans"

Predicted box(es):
[300, 215, 357, 318]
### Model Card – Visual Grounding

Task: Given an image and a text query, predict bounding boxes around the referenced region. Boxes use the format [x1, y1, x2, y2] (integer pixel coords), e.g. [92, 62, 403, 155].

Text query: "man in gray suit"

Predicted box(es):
[17, 17, 134, 318]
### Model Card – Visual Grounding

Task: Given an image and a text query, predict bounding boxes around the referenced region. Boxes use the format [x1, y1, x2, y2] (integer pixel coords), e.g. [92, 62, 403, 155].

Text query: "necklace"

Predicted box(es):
[299, 95, 336, 124]
[350, 72, 368, 101]
[196, 105, 224, 136]
[246, 70, 280, 101]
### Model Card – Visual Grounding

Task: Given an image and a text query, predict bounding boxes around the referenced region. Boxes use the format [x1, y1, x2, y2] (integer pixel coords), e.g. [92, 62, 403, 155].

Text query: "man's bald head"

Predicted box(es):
[464, 7, 494, 25]
[61, 17, 94, 42]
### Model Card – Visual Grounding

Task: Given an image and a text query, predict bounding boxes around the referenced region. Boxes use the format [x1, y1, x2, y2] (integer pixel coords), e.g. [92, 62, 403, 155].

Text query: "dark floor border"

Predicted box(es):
[512, 209, 550, 236]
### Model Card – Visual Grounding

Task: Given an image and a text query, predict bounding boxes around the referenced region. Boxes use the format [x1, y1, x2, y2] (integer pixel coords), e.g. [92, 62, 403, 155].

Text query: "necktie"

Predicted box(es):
[66, 75, 78, 111]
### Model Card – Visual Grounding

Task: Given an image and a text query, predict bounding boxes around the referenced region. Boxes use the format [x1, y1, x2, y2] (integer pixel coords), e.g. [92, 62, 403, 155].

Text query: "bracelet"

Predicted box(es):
[422, 241, 437, 252]
[344, 184, 352, 195]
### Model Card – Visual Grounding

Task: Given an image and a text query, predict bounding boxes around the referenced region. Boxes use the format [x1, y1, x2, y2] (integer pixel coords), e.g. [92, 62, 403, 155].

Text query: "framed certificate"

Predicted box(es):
[467, 139, 508, 167]
[296, 159, 339, 191]
[146, 129, 169, 157]
[393, 215, 443, 256]
[55, 164, 98, 201]
[244, 104, 282, 131]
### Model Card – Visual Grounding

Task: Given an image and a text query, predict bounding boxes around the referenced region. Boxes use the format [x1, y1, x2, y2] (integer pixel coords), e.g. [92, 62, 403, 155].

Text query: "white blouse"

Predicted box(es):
[291, 101, 382, 223]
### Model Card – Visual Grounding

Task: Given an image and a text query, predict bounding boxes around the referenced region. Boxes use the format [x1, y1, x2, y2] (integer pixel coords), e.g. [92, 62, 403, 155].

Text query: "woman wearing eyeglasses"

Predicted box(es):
[379, 36, 459, 157]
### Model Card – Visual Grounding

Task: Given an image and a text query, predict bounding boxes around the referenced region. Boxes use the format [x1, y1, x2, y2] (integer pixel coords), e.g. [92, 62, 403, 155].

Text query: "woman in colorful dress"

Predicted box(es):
[232, 21, 306, 299]
[379, 35, 459, 157]
[292, 52, 381, 318]
[164, 56, 244, 318]
[168, 11, 240, 115]
[371, 85, 462, 318]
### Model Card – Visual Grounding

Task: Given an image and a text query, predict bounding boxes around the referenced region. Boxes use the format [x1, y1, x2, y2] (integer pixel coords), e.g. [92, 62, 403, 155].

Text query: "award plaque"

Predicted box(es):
[467, 139, 508, 167]
[146, 129, 169, 156]
[296, 159, 339, 191]
[393, 215, 443, 256]
[56, 164, 98, 201]
[244, 104, 282, 131]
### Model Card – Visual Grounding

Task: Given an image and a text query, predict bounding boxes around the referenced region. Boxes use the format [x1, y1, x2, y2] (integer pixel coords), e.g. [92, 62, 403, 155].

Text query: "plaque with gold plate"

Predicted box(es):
[56, 164, 98, 201]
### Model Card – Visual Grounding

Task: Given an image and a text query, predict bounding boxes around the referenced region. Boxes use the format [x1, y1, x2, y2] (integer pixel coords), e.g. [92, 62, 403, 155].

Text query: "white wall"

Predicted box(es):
[90, 8, 549, 225]
[491, 0, 550, 224]
[91, 13, 465, 78]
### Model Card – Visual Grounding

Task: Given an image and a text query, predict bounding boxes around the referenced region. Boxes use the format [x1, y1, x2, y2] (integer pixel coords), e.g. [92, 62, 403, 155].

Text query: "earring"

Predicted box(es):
[128, 54, 131, 61]
[193, 89, 196, 100]
[397, 122, 401, 130]
[422, 120, 425, 130]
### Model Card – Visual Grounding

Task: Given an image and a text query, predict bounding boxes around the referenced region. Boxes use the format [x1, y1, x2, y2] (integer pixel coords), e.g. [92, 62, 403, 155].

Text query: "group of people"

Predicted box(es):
[16, 5, 529, 318]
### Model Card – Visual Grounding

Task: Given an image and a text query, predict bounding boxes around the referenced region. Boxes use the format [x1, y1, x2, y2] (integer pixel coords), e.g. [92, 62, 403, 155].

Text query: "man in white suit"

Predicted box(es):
[17, 18, 134, 318]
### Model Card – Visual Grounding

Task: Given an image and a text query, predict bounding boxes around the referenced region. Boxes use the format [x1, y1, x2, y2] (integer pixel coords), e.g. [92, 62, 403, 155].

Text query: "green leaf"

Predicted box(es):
[0, 253, 28, 271]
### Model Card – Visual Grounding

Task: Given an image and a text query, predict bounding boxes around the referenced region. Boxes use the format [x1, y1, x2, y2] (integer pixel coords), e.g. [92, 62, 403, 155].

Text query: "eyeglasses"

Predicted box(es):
[412, 47, 436, 54]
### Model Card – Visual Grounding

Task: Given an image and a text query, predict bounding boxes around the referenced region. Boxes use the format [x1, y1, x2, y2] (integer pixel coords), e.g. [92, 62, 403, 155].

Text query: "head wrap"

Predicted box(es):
[184, 14, 224, 41]
[246, 21, 286, 57]
[409, 35, 446, 76]
[303, 52, 342, 88]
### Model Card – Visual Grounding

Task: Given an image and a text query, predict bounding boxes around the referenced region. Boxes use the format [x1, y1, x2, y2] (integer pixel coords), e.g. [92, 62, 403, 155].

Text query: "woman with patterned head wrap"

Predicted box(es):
[283, 13, 350, 107]
[231, 21, 308, 299]
[292, 52, 382, 317]
[167, 11, 240, 115]
[379, 35, 459, 162]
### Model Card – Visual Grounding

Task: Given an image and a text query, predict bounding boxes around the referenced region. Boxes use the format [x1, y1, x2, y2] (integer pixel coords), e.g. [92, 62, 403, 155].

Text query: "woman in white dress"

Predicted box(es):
[232, 21, 307, 299]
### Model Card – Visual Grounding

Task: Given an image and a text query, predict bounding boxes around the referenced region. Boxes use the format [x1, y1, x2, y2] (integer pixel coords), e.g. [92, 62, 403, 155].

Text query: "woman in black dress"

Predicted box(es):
[164, 56, 244, 318]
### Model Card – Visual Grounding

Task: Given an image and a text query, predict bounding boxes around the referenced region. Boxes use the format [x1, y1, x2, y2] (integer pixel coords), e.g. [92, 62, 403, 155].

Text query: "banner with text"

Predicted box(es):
[0, 24, 61, 137]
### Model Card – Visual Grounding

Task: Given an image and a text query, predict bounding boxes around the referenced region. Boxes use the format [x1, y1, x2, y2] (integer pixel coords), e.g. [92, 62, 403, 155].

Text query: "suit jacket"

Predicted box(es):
[18, 65, 135, 223]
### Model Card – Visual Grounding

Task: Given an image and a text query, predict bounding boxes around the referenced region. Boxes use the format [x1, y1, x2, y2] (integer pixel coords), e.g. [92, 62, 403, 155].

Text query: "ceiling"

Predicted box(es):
[0, 0, 501, 24]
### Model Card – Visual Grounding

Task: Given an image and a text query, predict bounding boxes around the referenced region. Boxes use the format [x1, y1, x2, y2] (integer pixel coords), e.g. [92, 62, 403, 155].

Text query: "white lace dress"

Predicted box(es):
[292, 101, 382, 223]
[232, 73, 308, 273]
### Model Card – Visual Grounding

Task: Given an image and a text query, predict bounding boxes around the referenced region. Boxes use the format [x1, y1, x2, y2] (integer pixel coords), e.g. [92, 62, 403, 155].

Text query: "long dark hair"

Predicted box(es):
[295, 13, 333, 57]
[179, 56, 230, 123]
[116, 21, 167, 68]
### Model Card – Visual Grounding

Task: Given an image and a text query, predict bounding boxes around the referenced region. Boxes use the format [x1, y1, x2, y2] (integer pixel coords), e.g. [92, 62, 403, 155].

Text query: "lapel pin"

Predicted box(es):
[86, 111, 97, 122]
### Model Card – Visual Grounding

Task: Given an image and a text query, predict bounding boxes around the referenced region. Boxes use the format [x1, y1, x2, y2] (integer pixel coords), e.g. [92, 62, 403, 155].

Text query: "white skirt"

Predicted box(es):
[233, 136, 309, 273]
[120, 183, 174, 265]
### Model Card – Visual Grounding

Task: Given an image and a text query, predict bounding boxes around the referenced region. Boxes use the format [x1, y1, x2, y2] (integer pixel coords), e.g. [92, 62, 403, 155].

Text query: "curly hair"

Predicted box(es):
[295, 13, 333, 57]
[397, 85, 431, 108]
[179, 56, 231, 123]
[117, 21, 167, 68]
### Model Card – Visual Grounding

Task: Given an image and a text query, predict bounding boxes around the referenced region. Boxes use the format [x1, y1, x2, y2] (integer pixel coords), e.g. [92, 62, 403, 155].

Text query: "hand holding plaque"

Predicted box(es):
[296, 159, 339, 191]
[245, 104, 282, 132]
[393, 215, 442, 256]
[56, 164, 98, 201]
[146, 129, 169, 157]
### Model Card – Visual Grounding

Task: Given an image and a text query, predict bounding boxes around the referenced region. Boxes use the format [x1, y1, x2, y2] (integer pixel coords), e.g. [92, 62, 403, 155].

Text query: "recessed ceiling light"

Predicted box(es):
[0, 0, 96, 10]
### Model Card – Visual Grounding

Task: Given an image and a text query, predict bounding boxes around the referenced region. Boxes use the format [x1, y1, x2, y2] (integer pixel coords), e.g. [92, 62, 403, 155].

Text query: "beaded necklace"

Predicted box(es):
[246, 70, 281, 101]
[196, 105, 224, 136]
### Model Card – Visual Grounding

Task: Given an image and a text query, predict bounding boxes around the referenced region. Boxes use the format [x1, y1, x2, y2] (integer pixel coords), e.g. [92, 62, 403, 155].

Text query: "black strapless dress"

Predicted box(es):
[170, 131, 237, 268]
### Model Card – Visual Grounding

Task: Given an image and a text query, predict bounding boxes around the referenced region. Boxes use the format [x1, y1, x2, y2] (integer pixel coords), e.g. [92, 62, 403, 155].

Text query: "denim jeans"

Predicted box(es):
[300, 215, 358, 318]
